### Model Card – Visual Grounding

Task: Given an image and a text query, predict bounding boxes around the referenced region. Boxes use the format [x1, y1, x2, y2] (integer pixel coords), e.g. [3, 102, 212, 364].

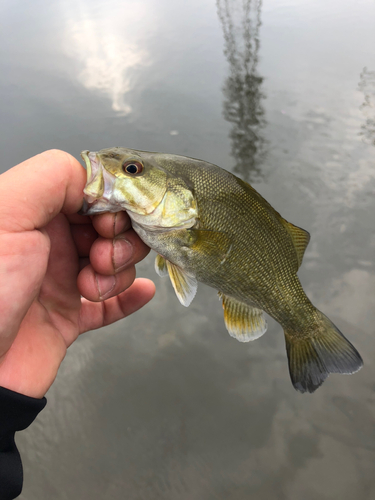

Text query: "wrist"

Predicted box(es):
[0, 350, 60, 399]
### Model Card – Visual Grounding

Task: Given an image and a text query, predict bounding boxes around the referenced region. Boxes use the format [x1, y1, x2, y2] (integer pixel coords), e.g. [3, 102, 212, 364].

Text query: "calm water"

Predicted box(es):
[1, 0, 375, 498]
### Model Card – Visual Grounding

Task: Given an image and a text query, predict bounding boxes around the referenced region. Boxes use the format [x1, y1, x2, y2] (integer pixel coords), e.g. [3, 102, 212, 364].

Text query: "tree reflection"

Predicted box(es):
[217, 0, 267, 181]
[358, 67, 375, 146]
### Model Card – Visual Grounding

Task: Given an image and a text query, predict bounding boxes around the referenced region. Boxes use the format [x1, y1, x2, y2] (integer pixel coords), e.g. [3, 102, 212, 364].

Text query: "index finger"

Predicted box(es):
[0, 149, 86, 233]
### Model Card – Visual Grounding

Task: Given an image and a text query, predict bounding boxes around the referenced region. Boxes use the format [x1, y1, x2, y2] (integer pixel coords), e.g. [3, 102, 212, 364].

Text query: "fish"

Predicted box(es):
[80, 147, 363, 393]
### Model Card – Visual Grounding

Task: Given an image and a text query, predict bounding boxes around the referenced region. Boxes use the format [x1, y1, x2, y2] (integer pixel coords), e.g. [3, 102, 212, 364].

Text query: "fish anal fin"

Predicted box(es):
[155, 254, 168, 277]
[166, 261, 197, 307]
[219, 293, 267, 342]
[281, 219, 310, 268]
[285, 310, 363, 393]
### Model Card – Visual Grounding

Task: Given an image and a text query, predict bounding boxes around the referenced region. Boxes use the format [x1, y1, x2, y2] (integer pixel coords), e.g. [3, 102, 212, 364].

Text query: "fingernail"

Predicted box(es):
[113, 237, 133, 272]
[96, 274, 116, 300]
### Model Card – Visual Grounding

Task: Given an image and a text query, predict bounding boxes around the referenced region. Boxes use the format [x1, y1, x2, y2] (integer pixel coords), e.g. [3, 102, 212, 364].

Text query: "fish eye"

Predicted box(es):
[122, 160, 143, 175]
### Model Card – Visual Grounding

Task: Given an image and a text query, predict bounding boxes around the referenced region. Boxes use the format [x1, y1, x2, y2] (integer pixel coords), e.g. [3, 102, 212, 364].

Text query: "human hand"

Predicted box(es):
[0, 150, 155, 398]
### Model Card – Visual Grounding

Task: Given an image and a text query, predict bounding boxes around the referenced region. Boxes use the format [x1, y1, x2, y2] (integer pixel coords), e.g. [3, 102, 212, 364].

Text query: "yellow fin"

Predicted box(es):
[219, 293, 267, 342]
[155, 254, 168, 277]
[166, 261, 197, 307]
[189, 229, 232, 263]
[280, 219, 310, 268]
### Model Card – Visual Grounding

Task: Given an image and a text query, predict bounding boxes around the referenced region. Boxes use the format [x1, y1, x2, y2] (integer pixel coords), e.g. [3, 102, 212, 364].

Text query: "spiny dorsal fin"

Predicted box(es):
[280, 219, 310, 269]
[219, 293, 267, 342]
[166, 261, 197, 307]
[155, 254, 168, 277]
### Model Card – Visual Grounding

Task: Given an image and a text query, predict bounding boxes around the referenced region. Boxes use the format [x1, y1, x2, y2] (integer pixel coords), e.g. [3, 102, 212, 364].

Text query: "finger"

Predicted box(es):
[89, 229, 150, 275]
[92, 212, 131, 239]
[77, 263, 136, 301]
[67, 213, 92, 225]
[70, 224, 98, 257]
[78, 278, 156, 334]
[0, 150, 86, 233]
[79, 257, 90, 272]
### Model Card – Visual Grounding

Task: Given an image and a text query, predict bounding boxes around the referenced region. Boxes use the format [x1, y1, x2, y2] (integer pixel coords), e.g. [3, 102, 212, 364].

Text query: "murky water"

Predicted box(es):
[1, 0, 375, 498]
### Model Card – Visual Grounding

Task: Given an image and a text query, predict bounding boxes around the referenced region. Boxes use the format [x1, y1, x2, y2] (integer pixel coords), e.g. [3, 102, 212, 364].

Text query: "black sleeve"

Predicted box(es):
[0, 386, 46, 500]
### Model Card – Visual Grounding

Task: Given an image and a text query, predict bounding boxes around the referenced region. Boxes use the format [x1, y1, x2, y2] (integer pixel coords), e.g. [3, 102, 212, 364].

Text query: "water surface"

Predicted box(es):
[1, 0, 374, 498]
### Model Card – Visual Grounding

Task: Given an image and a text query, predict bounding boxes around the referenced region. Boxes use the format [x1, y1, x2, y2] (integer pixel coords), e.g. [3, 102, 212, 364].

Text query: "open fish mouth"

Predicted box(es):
[80, 150, 123, 215]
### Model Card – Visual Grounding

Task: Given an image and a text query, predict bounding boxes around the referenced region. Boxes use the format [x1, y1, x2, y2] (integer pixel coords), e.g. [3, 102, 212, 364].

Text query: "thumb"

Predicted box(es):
[0, 149, 87, 234]
[0, 150, 86, 357]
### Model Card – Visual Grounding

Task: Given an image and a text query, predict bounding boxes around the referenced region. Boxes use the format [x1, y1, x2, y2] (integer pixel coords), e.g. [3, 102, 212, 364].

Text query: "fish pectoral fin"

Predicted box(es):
[155, 254, 169, 277]
[280, 219, 310, 269]
[219, 293, 267, 342]
[166, 261, 197, 307]
[189, 229, 232, 263]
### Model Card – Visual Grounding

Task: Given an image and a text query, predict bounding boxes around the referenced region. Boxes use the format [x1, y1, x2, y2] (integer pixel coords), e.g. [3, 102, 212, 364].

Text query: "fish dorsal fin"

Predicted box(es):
[219, 293, 267, 342]
[155, 254, 168, 277]
[166, 261, 197, 307]
[238, 177, 310, 269]
[280, 219, 310, 269]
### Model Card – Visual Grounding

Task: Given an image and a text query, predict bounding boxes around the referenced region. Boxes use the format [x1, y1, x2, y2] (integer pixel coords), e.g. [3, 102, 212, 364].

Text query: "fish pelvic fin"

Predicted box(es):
[219, 293, 267, 342]
[284, 310, 363, 393]
[166, 261, 197, 307]
[155, 254, 168, 277]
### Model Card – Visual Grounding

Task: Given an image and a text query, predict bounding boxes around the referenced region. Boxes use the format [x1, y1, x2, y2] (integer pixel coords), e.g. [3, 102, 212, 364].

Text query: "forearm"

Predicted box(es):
[0, 386, 46, 499]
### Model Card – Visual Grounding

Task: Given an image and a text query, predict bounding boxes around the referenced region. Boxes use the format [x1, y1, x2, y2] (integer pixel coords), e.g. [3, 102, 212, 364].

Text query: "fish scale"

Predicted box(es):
[169, 163, 301, 316]
[81, 147, 363, 393]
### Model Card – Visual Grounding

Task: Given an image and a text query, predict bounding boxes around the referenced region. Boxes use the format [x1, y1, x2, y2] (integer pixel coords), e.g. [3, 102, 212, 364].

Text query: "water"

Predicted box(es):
[1, 0, 374, 498]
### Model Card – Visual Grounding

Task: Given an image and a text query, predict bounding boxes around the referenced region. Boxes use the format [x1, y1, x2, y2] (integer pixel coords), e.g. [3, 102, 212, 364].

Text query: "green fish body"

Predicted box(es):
[81, 148, 363, 393]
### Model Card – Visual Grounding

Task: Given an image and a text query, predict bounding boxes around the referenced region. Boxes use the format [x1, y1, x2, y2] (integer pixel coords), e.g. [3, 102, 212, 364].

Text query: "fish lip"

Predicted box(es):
[80, 150, 120, 215]
[81, 150, 101, 192]
[78, 198, 92, 216]
[80, 150, 99, 215]
[80, 150, 90, 168]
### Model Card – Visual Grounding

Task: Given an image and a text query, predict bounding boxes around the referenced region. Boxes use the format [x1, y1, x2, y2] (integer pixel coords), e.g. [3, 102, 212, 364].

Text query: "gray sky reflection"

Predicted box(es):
[358, 67, 375, 146]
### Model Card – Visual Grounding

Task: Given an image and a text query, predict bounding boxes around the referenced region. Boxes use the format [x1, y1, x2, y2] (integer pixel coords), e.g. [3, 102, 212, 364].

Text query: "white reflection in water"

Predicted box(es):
[62, 1, 150, 115]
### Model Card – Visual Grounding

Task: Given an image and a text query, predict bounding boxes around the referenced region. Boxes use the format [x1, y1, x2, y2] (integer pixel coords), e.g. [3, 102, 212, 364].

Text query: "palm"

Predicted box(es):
[1, 215, 89, 396]
[0, 212, 154, 398]
[37, 215, 83, 345]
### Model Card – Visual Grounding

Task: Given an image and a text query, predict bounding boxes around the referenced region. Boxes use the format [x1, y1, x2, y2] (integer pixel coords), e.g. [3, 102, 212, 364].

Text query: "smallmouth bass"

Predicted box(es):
[81, 148, 363, 393]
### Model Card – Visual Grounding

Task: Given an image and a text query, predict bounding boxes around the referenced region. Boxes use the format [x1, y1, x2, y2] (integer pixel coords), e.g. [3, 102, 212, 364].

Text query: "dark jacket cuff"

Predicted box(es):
[0, 386, 46, 499]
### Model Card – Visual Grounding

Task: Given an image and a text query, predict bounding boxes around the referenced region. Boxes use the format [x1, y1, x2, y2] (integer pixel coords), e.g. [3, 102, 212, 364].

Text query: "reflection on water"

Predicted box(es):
[217, 0, 266, 181]
[323, 269, 375, 332]
[63, 1, 150, 115]
[358, 67, 375, 146]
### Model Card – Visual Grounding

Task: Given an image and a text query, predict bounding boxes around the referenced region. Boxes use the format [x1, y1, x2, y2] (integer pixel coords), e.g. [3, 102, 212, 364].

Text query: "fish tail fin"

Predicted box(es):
[284, 310, 363, 393]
